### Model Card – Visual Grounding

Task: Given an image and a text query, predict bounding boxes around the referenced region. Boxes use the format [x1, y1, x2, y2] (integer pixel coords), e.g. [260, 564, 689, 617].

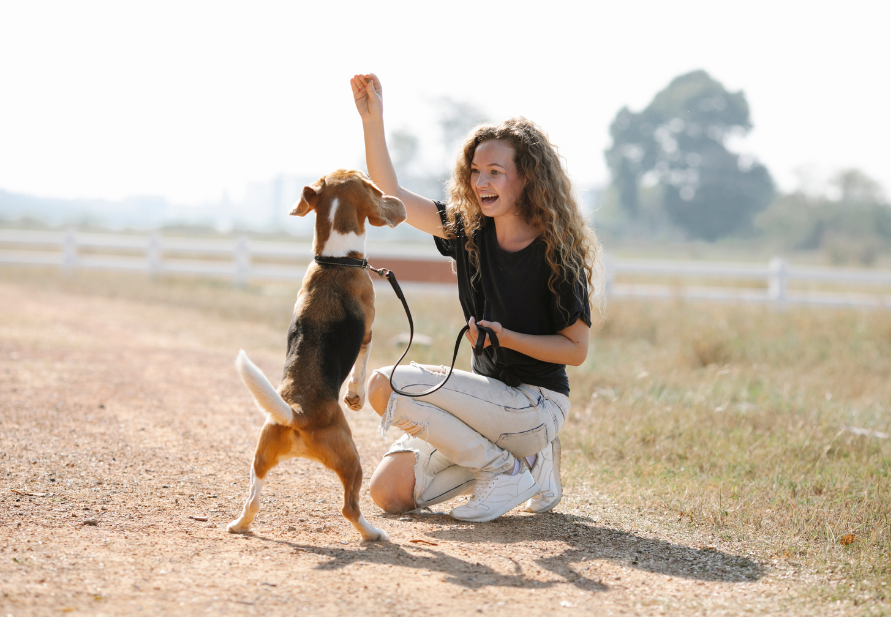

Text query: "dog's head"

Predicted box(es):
[290, 170, 406, 257]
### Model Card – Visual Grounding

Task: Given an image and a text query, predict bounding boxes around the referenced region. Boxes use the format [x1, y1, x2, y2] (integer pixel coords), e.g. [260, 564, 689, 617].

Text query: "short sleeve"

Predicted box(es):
[432, 201, 458, 258]
[553, 275, 592, 331]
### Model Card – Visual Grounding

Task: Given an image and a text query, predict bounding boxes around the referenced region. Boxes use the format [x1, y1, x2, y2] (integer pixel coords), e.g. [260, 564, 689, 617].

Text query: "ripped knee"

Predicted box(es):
[367, 371, 394, 416]
[393, 415, 427, 439]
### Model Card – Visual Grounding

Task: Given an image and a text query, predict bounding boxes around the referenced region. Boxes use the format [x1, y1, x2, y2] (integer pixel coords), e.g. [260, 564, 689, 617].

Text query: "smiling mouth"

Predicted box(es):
[480, 195, 498, 205]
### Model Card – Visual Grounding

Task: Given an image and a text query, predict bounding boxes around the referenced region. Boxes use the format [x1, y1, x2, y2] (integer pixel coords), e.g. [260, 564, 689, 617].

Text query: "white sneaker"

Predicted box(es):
[524, 437, 562, 513]
[449, 468, 538, 523]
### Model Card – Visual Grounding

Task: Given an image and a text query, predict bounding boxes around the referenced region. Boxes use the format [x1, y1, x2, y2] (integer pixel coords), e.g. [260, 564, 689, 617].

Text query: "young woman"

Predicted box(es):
[351, 73, 600, 522]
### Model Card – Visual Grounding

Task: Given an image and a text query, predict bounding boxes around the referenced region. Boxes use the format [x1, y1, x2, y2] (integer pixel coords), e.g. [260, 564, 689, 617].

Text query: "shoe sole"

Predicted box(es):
[525, 437, 563, 513]
[450, 482, 540, 523]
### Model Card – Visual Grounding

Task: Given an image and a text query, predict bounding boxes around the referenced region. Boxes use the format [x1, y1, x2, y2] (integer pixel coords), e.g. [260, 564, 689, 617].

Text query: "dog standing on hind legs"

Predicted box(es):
[227, 170, 406, 541]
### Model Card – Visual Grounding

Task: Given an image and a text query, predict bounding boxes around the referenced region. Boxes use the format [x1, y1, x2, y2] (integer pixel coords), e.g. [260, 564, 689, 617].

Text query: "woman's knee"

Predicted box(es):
[367, 370, 393, 417]
[369, 452, 416, 514]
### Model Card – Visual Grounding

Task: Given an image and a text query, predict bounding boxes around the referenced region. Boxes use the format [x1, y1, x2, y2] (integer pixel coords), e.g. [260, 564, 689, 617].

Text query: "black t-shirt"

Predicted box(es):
[433, 201, 590, 395]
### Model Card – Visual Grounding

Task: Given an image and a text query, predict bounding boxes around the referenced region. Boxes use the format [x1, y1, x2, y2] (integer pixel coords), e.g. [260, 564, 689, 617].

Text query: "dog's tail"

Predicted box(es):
[235, 350, 304, 428]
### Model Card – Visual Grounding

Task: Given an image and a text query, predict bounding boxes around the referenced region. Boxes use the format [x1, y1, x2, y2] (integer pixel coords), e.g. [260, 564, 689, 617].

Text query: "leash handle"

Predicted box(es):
[473, 301, 499, 357]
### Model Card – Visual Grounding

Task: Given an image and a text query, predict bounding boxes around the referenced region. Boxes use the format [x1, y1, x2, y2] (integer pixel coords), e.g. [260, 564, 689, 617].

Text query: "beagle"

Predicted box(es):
[227, 170, 406, 541]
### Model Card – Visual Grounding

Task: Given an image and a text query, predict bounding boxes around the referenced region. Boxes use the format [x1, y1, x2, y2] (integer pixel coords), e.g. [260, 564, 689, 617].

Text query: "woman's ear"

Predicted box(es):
[290, 178, 325, 217]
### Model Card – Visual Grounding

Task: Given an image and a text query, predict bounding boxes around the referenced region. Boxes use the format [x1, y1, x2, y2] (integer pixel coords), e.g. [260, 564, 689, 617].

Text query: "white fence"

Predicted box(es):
[603, 255, 891, 308]
[0, 228, 450, 286]
[2, 228, 891, 308]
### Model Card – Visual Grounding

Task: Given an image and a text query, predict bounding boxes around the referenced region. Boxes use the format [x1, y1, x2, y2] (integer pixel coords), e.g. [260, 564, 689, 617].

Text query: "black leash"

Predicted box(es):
[314, 256, 498, 398]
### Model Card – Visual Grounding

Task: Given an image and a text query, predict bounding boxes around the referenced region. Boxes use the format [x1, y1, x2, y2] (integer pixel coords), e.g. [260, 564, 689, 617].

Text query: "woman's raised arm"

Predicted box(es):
[351, 73, 446, 238]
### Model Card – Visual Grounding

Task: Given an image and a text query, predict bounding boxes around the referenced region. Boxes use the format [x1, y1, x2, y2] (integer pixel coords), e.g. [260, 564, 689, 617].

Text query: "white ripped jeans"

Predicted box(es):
[373, 362, 570, 508]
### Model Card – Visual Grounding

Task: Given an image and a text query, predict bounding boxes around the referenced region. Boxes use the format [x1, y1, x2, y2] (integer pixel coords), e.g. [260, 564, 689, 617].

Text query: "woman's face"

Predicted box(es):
[470, 140, 526, 218]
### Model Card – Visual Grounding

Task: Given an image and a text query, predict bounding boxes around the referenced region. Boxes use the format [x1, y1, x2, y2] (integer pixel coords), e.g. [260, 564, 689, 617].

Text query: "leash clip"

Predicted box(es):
[366, 264, 390, 279]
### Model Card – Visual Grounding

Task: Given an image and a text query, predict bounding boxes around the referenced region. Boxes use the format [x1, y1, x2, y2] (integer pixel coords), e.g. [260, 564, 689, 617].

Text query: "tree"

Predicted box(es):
[389, 128, 421, 173]
[605, 70, 775, 240]
[387, 126, 443, 201]
[756, 169, 891, 265]
[436, 97, 490, 157]
[832, 168, 886, 205]
[380, 99, 490, 204]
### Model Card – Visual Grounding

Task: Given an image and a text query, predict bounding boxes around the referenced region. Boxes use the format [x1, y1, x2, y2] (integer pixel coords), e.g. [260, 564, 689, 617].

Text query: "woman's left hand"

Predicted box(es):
[466, 316, 504, 349]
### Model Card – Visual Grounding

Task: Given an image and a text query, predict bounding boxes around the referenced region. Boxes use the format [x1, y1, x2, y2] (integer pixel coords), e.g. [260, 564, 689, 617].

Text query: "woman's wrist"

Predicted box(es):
[497, 327, 516, 349]
[362, 116, 385, 130]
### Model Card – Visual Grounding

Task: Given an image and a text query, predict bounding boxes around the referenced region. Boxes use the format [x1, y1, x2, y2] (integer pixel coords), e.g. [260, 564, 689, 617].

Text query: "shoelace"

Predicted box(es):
[467, 476, 501, 505]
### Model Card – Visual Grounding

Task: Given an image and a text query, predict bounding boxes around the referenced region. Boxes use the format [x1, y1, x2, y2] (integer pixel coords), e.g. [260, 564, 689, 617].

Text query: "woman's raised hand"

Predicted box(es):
[351, 73, 383, 123]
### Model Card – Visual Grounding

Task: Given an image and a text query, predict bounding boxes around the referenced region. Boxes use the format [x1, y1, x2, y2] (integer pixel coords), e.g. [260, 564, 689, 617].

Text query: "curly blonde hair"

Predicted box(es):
[444, 117, 602, 318]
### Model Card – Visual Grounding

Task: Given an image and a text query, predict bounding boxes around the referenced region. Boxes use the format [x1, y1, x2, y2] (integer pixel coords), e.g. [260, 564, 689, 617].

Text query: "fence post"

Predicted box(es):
[234, 235, 250, 287]
[768, 257, 788, 304]
[62, 228, 77, 275]
[147, 232, 161, 277]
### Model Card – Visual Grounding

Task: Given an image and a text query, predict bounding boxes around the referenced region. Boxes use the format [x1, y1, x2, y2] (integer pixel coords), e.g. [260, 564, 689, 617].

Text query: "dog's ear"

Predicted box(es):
[367, 195, 407, 228]
[363, 179, 407, 228]
[290, 179, 325, 217]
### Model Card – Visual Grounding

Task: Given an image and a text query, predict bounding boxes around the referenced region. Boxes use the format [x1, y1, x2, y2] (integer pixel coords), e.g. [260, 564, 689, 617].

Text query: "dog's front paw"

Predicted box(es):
[343, 390, 365, 411]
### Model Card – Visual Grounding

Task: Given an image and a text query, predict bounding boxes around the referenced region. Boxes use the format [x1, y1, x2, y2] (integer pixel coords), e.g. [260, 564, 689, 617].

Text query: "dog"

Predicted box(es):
[227, 169, 406, 541]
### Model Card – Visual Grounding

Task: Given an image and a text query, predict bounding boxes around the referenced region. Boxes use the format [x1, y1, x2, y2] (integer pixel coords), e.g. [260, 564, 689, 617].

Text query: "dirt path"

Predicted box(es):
[0, 281, 839, 616]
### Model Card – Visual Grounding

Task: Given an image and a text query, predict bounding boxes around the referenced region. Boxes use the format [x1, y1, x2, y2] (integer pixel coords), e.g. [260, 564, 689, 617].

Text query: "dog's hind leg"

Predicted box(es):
[228, 422, 297, 534]
[310, 423, 389, 542]
[337, 453, 390, 541]
[344, 330, 373, 411]
[227, 464, 264, 534]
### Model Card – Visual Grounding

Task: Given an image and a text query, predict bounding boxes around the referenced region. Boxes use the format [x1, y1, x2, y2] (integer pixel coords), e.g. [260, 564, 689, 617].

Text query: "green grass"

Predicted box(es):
[3, 265, 889, 608]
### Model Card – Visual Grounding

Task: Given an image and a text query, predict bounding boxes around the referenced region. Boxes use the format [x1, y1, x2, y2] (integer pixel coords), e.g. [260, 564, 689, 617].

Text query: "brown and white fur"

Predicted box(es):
[227, 170, 406, 541]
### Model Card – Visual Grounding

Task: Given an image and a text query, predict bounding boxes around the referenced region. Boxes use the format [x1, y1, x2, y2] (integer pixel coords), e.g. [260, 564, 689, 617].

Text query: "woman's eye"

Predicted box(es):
[470, 169, 479, 174]
[491, 170, 500, 176]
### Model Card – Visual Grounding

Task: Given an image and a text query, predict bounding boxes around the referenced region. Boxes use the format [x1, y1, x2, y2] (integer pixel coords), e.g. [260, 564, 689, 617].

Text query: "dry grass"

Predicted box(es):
[2, 265, 889, 610]
[612, 273, 891, 297]
[571, 300, 891, 607]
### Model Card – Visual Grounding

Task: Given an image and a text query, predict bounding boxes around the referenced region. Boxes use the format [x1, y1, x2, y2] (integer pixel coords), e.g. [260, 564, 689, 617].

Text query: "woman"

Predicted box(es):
[351, 73, 600, 522]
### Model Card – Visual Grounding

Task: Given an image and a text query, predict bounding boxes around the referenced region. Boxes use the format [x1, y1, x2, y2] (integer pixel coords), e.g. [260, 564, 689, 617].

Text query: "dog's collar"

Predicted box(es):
[313, 255, 390, 279]
[314, 255, 368, 268]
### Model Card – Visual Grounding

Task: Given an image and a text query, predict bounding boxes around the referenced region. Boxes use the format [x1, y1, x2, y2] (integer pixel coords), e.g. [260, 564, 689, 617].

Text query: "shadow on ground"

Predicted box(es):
[245, 511, 763, 592]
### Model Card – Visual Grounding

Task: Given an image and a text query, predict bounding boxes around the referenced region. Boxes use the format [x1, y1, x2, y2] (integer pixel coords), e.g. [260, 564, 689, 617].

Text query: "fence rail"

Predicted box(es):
[0, 229, 456, 286]
[2, 229, 890, 307]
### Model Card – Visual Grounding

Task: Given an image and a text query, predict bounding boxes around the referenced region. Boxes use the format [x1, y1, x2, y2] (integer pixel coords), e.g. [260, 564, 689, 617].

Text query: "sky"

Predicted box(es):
[1, 0, 889, 206]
